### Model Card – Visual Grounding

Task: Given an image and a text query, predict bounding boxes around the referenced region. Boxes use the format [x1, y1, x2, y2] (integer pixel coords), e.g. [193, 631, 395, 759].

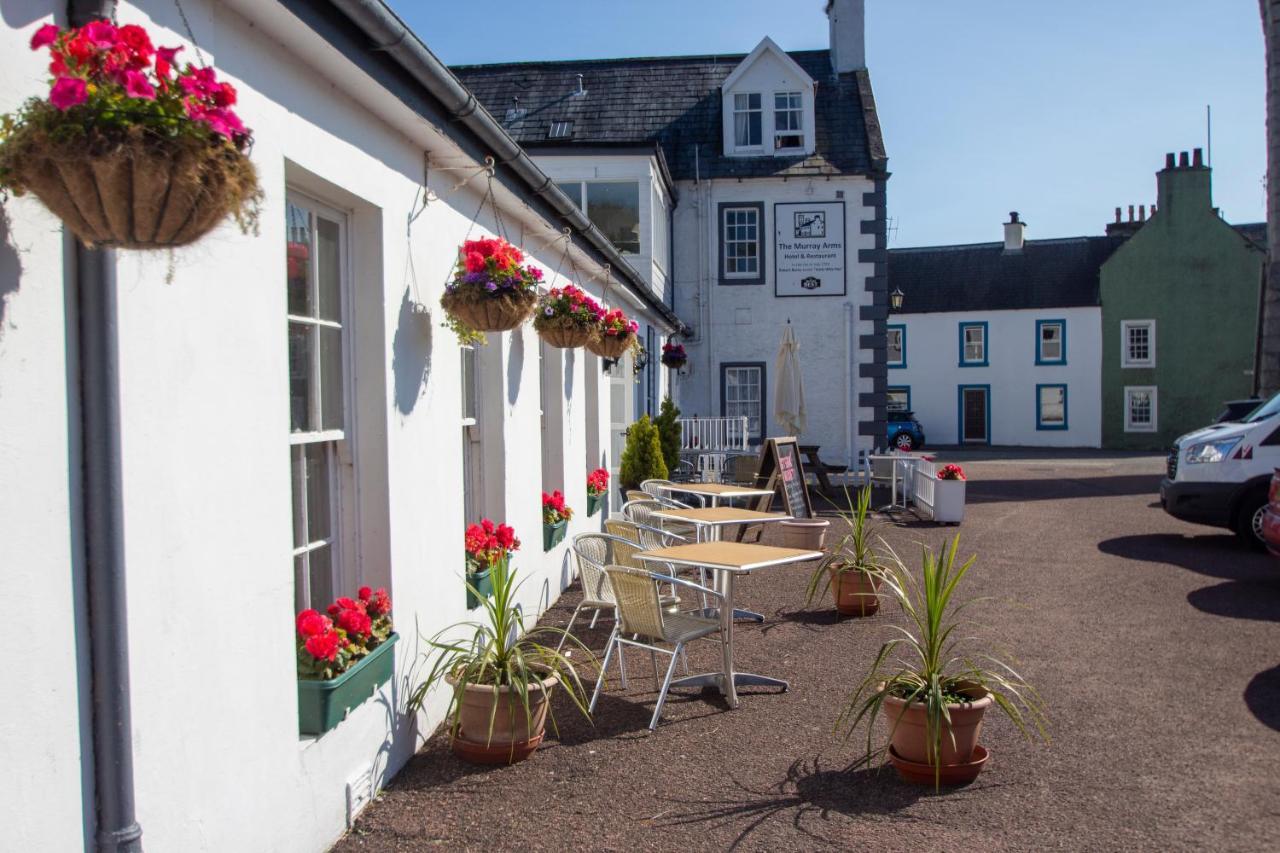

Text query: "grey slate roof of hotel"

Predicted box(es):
[451, 49, 886, 181]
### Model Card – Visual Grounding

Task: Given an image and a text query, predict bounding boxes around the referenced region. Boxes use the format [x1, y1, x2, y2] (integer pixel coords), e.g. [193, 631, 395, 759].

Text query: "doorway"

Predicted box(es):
[958, 385, 990, 444]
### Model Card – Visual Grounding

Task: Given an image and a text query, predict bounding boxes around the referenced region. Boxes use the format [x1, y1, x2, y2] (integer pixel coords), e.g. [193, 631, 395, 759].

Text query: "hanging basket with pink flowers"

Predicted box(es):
[0, 21, 261, 249]
[586, 308, 640, 359]
[440, 237, 541, 345]
[533, 284, 604, 349]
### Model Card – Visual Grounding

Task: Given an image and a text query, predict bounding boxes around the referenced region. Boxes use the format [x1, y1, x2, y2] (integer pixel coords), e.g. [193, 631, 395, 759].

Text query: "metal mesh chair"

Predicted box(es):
[623, 498, 697, 541]
[640, 479, 673, 498]
[625, 489, 651, 503]
[591, 566, 727, 730]
[562, 533, 678, 654]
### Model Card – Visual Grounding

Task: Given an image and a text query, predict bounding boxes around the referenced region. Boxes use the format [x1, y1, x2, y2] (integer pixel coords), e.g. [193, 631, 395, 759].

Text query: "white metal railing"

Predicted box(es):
[912, 459, 938, 519]
[677, 417, 750, 451]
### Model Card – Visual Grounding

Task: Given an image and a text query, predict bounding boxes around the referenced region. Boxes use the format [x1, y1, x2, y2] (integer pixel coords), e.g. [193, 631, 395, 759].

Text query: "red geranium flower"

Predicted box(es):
[337, 607, 372, 637]
[295, 609, 330, 638]
[304, 630, 344, 663]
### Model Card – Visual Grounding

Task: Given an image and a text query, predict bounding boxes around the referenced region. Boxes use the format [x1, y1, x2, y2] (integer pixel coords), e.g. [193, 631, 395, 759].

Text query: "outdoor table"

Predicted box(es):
[650, 482, 775, 508]
[634, 541, 823, 708]
[650, 507, 791, 623]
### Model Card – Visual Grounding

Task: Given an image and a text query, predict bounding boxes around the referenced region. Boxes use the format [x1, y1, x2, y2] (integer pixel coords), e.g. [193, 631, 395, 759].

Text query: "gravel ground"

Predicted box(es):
[336, 454, 1280, 852]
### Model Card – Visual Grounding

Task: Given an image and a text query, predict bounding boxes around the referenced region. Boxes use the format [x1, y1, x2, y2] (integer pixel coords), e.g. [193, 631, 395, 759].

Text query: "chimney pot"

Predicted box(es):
[1193, 148, 1204, 167]
[1139, 205, 1146, 221]
[1128, 204, 1135, 221]
[1165, 153, 1176, 169]
[1114, 206, 1122, 223]
[1179, 151, 1190, 168]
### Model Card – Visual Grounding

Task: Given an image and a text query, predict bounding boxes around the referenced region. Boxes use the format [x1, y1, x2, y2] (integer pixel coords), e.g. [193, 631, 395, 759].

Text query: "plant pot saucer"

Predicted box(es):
[887, 744, 988, 786]
[451, 731, 544, 765]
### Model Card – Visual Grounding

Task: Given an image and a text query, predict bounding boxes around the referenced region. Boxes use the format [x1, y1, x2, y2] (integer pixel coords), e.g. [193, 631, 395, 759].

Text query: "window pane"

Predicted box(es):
[747, 111, 761, 145]
[888, 330, 903, 363]
[887, 390, 908, 411]
[555, 182, 582, 209]
[316, 217, 341, 323]
[286, 202, 311, 317]
[585, 182, 640, 254]
[320, 325, 345, 431]
[1040, 387, 1065, 424]
[294, 554, 309, 612]
[291, 447, 306, 548]
[289, 323, 313, 432]
[305, 442, 332, 545]
[307, 545, 334, 612]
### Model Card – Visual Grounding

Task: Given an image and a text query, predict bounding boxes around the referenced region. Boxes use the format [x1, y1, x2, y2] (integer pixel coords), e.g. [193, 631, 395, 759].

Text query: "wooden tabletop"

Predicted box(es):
[652, 483, 775, 497]
[635, 541, 824, 572]
[652, 507, 790, 526]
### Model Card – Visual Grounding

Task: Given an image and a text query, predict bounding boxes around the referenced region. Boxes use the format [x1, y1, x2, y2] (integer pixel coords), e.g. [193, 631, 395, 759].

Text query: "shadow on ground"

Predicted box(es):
[1097, 532, 1271, 581]
[966, 474, 1161, 505]
[1245, 665, 1280, 732]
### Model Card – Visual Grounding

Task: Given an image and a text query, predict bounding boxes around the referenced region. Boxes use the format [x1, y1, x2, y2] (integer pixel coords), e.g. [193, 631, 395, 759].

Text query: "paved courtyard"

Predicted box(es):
[338, 453, 1280, 851]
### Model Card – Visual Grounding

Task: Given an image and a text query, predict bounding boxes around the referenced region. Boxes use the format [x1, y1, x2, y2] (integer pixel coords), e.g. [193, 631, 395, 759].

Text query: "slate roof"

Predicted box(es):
[451, 50, 886, 181]
[1234, 222, 1267, 251]
[887, 236, 1129, 314]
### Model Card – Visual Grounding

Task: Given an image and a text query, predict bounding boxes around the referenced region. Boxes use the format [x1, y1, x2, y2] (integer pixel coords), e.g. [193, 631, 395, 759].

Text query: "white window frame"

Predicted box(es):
[722, 206, 761, 279]
[287, 192, 356, 612]
[732, 92, 763, 150]
[1037, 321, 1065, 364]
[1121, 320, 1156, 368]
[773, 91, 804, 151]
[722, 363, 765, 442]
[1124, 385, 1158, 433]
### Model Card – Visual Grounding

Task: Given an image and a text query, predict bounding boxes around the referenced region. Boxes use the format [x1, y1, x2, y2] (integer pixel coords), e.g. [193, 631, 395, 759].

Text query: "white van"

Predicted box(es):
[1160, 394, 1280, 548]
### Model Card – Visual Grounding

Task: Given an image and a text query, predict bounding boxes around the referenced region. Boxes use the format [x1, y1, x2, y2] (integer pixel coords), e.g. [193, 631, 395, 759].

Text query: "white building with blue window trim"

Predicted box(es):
[885, 214, 1124, 448]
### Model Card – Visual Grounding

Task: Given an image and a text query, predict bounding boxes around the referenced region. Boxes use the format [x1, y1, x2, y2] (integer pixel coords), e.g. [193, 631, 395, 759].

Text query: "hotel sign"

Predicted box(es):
[774, 201, 847, 297]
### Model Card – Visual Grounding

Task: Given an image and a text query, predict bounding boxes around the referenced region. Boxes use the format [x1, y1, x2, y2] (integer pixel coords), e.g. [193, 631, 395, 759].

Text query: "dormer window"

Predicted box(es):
[774, 92, 803, 150]
[733, 93, 762, 148]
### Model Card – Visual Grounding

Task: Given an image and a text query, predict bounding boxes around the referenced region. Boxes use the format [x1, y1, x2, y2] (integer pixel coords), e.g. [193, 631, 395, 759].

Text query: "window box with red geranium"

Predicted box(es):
[465, 519, 519, 609]
[586, 309, 640, 360]
[542, 491, 573, 550]
[933, 463, 967, 524]
[1, 21, 261, 249]
[586, 468, 609, 516]
[295, 587, 397, 736]
[533, 284, 605, 349]
[441, 238, 541, 345]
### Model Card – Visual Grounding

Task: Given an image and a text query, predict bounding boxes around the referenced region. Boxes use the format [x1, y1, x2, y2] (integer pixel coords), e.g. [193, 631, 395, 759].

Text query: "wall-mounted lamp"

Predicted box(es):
[890, 286, 905, 312]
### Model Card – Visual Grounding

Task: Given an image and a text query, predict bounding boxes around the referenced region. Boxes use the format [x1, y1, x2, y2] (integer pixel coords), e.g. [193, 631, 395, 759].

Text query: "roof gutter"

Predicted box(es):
[322, 0, 686, 332]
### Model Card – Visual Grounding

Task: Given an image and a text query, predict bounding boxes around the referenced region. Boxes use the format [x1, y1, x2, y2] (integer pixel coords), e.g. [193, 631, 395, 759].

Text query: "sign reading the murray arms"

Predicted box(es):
[774, 201, 847, 296]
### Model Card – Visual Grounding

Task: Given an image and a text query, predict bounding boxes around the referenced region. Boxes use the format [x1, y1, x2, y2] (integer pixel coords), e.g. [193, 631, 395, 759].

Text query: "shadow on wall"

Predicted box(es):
[391, 287, 431, 416]
[507, 330, 523, 405]
[0, 207, 23, 336]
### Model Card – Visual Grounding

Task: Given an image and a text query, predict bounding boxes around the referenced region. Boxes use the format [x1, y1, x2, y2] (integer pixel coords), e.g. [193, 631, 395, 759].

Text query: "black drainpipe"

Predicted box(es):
[68, 1, 143, 850]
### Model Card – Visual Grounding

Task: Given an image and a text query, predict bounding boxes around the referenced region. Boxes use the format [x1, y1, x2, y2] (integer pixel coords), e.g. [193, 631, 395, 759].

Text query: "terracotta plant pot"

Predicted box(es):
[883, 686, 992, 766]
[586, 332, 634, 359]
[774, 518, 829, 551]
[448, 670, 558, 762]
[889, 744, 989, 786]
[441, 290, 537, 333]
[830, 566, 881, 616]
[537, 323, 594, 349]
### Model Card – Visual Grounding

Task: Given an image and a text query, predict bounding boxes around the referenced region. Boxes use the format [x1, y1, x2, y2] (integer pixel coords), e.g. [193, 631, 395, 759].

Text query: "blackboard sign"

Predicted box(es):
[754, 437, 813, 518]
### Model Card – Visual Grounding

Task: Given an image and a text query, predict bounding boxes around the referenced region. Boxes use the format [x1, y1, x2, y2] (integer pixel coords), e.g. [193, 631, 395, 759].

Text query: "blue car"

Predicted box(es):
[887, 410, 926, 451]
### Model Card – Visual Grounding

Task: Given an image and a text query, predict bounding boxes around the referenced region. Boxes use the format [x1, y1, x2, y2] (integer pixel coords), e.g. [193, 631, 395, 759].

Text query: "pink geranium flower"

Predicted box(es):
[49, 77, 87, 111]
[29, 23, 59, 50]
[80, 20, 117, 48]
[122, 69, 156, 100]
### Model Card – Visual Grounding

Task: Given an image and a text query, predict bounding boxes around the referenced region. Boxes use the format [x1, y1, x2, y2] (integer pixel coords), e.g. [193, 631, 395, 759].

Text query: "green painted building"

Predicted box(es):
[1100, 150, 1266, 450]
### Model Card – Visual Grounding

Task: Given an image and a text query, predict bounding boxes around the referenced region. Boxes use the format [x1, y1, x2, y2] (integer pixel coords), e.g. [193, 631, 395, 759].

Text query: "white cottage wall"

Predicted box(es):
[672, 175, 876, 464]
[889, 307, 1103, 447]
[1, 1, 669, 849]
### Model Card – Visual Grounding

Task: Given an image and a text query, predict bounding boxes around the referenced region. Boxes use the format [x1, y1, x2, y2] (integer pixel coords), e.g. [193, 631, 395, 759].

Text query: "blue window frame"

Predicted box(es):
[886, 324, 906, 368]
[958, 322, 989, 367]
[956, 384, 991, 445]
[1036, 384, 1068, 430]
[886, 386, 911, 412]
[1035, 319, 1066, 365]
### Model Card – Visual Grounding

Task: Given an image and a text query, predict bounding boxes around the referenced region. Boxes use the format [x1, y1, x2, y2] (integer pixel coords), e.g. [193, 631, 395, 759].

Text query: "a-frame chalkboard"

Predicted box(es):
[754, 437, 813, 518]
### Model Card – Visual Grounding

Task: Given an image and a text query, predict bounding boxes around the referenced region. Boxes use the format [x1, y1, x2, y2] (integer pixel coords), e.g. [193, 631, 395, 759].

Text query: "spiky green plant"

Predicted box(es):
[408, 557, 595, 751]
[805, 485, 882, 605]
[837, 535, 1048, 787]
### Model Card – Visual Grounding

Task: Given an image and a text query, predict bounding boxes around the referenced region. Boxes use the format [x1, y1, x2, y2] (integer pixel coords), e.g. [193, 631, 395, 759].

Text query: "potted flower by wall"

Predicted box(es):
[586, 468, 609, 516]
[440, 237, 541, 345]
[837, 536, 1047, 787]
[933, 463, 967, 524]
[1, 21, 261, 248]
[408, 555, 594, 764]
[542, 490, 572, 550]
[464, 519, 519, 609]
[586, 308, 639, 360]
[619, 414, 668, 494]
[295, 586, 397, 736]
[534, 284, 604, 349]
[660, 342, 687, 370]
[805, 486, 881, 617]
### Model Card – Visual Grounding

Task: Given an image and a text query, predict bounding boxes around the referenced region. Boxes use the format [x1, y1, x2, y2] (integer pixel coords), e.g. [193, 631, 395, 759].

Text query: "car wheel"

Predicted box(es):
[893, 432, 916, 451]
[1234, 489, 1269, 550]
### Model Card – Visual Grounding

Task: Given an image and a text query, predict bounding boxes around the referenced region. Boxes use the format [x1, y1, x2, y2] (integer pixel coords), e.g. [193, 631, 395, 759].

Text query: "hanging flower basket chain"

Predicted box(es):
[0, 20, 261, 249]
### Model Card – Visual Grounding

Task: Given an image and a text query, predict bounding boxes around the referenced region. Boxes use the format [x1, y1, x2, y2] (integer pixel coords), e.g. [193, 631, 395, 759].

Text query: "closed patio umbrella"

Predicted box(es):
[774, 323, 806, 438]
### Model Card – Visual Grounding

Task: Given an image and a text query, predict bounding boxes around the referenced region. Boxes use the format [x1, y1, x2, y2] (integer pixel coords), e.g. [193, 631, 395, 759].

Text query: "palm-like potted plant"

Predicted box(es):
[408, 555, 594, 765]
[838, 535, 1048, 787]
[805, 485, 882, 617]
[464, 519, 518, 609]
[542, 490, 572, 550]
[534, 284, 604, 349]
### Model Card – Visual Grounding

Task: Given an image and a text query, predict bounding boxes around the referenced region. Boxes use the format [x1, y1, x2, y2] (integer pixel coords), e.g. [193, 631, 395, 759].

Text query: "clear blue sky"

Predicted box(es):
[389, 0, 1266, 248]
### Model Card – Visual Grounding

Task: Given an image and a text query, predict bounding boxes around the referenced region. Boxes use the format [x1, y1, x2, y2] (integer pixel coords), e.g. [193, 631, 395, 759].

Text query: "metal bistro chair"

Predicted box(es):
[639, 478, 672, 498]
[603, 518, 691, 610]
[560, 534, 680, 654]
[640, 478, 703, 509]
[622, 498, 697, 541]
[591, 566, 728, 731]
[625, 489, 651, 503]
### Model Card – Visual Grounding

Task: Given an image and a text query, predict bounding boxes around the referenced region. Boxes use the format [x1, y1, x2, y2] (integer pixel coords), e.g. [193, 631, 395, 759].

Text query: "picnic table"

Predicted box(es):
[798, 444, 848, 493]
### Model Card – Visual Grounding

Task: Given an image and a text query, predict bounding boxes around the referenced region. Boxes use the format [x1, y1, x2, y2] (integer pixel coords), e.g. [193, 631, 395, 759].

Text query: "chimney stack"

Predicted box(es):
[1003, 211, 1025, 252]
[826, 0, 866, 74]
[1157, 148, 1212, 220]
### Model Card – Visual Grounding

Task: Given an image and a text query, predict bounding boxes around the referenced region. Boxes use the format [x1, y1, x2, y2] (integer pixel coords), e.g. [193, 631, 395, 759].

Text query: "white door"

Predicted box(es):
[608, 354, 633, 509]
